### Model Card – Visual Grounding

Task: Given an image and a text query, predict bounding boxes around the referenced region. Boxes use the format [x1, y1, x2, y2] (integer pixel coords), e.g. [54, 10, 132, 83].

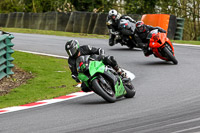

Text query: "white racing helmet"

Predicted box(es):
[108, 9, 118, 20]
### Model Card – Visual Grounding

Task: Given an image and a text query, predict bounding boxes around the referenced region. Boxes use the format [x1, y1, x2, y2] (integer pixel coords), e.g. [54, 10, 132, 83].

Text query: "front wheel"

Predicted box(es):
[162, 46, 178, 65]
[124, 81, 136, 98]
[92, 79, 116, 103]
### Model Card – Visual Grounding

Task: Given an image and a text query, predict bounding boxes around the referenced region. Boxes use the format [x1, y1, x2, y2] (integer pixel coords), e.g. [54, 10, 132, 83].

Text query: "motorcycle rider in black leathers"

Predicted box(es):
[65, 39, 127, 92]
[106, 9, 136, 46]
[134, 21, 166, 56]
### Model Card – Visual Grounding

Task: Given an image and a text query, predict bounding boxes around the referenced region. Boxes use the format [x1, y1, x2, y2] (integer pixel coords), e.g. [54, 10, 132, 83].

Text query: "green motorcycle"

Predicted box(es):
[76, 55, 136, 103]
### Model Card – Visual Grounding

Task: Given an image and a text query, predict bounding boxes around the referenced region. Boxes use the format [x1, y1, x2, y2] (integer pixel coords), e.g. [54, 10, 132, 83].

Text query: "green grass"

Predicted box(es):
[0, 51, 79, 109]
[0, 27, 109, 39]
[172, 40, 200, 45]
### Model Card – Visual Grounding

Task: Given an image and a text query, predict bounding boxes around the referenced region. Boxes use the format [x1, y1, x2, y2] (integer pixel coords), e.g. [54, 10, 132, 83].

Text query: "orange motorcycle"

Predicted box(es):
[147, 29, 178, 64]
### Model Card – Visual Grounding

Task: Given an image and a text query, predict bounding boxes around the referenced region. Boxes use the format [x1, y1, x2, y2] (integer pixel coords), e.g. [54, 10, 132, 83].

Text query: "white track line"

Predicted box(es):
[0, 92, 93, 114]
[174, 43, 200, 47]
[17, 50, 69, 59]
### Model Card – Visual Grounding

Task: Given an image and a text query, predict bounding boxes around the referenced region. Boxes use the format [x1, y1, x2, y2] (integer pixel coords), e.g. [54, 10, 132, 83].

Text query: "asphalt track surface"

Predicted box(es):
[1, 33, 200, 133]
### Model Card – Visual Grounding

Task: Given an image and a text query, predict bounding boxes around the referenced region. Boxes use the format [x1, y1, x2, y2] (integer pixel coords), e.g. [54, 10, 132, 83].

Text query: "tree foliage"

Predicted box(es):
[124, 0, 157, 14]
[0, 0, 118, 13]
[70, 0, 115, 12]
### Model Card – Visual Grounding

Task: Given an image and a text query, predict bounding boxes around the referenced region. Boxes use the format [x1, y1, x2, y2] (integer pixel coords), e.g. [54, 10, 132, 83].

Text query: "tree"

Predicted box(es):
[0, 0, 25, 13]
[124, 0, 157, 14]
[70, 0, 117, 13]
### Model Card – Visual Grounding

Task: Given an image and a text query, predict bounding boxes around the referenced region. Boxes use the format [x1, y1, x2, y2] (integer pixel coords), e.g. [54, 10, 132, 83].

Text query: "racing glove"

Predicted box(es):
[159, 29, 166, 33]
[98, 48, 105, 55]
[72, 74, 80, 83]
[109, 29, 119, 35]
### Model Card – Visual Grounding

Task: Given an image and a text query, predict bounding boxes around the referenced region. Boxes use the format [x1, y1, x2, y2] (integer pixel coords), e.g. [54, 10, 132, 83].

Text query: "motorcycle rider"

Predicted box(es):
[135, 21, 166, 56]
[65, 39, 127, 92]
[106, 9, 136, 46]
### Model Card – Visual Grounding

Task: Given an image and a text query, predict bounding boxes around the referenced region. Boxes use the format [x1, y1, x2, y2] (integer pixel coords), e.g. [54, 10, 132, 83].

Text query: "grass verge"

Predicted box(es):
[172, 40, 200, 45]
[0, 27, 109, 39]
[0, 51, 79, 109]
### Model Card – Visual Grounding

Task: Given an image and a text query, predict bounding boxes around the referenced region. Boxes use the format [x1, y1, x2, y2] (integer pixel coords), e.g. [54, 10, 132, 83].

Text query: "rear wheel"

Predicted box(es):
[124, 81, 136, 98]
[163, 46, 178, 65]
[92, 79, 116, 103]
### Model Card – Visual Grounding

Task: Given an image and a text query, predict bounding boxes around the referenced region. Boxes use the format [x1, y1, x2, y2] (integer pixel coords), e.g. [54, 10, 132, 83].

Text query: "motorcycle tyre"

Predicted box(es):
[163, 46, 178, 65]
[92, 79, 116, 103]
[124, 81, 136, 98]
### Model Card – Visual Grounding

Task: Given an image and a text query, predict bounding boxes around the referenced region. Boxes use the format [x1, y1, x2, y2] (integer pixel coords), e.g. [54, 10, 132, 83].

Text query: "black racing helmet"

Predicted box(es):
[65, 40, 80, 57]
[136, 21, 146, 33]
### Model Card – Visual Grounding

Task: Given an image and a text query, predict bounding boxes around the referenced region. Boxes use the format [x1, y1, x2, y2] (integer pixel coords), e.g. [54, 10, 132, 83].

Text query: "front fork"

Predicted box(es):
[160, 43, 174, 57]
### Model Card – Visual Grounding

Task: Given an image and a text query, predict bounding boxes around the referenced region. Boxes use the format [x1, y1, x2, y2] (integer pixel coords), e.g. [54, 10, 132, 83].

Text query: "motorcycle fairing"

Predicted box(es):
[89, 61, 105, 76]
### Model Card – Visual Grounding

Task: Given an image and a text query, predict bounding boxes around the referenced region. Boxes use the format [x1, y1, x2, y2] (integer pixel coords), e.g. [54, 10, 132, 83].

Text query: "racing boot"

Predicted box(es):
[109, 34, 115, 46]
[143, 47, 153, 57]
[140, 43, 153, 57]
[81, 83, 91, 92]
[109, 38, 115, 46]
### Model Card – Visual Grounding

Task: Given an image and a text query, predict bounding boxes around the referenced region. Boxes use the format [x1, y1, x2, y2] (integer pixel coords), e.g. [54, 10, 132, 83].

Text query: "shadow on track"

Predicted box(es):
[76, 97, 132, 105]
[138, 61, 177, 66]
[78, 100, 110, 105]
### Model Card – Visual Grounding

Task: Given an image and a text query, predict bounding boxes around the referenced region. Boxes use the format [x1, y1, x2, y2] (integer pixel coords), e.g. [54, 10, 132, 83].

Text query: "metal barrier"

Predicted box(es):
[0, 31, 14, 80]
[174, 18, 185, 40]
[0, 12, 142, 35]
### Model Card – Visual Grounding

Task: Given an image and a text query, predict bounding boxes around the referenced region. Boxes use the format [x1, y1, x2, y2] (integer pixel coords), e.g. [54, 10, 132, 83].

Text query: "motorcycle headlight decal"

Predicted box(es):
[158, 39, 162, 44]
[153, 34, 159, 41]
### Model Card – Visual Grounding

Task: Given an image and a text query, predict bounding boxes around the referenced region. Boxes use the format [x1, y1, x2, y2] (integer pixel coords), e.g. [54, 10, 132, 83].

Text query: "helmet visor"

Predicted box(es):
[67, 47, 78, 57]
[137, 26, 144, 32]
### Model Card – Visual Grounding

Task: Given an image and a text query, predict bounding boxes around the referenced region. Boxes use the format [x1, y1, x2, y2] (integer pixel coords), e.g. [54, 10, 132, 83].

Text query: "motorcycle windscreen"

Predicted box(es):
[89, 61, 105, 76]
[147, 29, 158, 39]
[76, 55, 90, 71]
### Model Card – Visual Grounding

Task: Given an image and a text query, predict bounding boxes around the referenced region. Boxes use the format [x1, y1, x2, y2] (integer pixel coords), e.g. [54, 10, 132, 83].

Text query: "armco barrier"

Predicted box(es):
[0, 11, 142, 35]
[0, 32, 14, 80]
[0, 14, 8, 27]
[0, 12, 184, 39]
[174, 18, 185, 40]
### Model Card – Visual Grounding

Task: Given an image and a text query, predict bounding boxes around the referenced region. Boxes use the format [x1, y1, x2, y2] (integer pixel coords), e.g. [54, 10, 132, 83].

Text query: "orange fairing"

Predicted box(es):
[159, 33, 167, 44]
[149, 32, 175, 59]
[141, 14, 170, 34]
[149, 33, 163, 49]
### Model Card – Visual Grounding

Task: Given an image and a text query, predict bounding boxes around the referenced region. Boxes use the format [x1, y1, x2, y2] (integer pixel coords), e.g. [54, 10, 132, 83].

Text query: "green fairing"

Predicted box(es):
[91, 76, 97, 82]
[78, 73, 89, 82]
[77, 61, 105, 87]
[78, 60, 127, 98]
[89, 61, 105, 76]
[78, 73, 89, 87]
[115, 78, 126, 97]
